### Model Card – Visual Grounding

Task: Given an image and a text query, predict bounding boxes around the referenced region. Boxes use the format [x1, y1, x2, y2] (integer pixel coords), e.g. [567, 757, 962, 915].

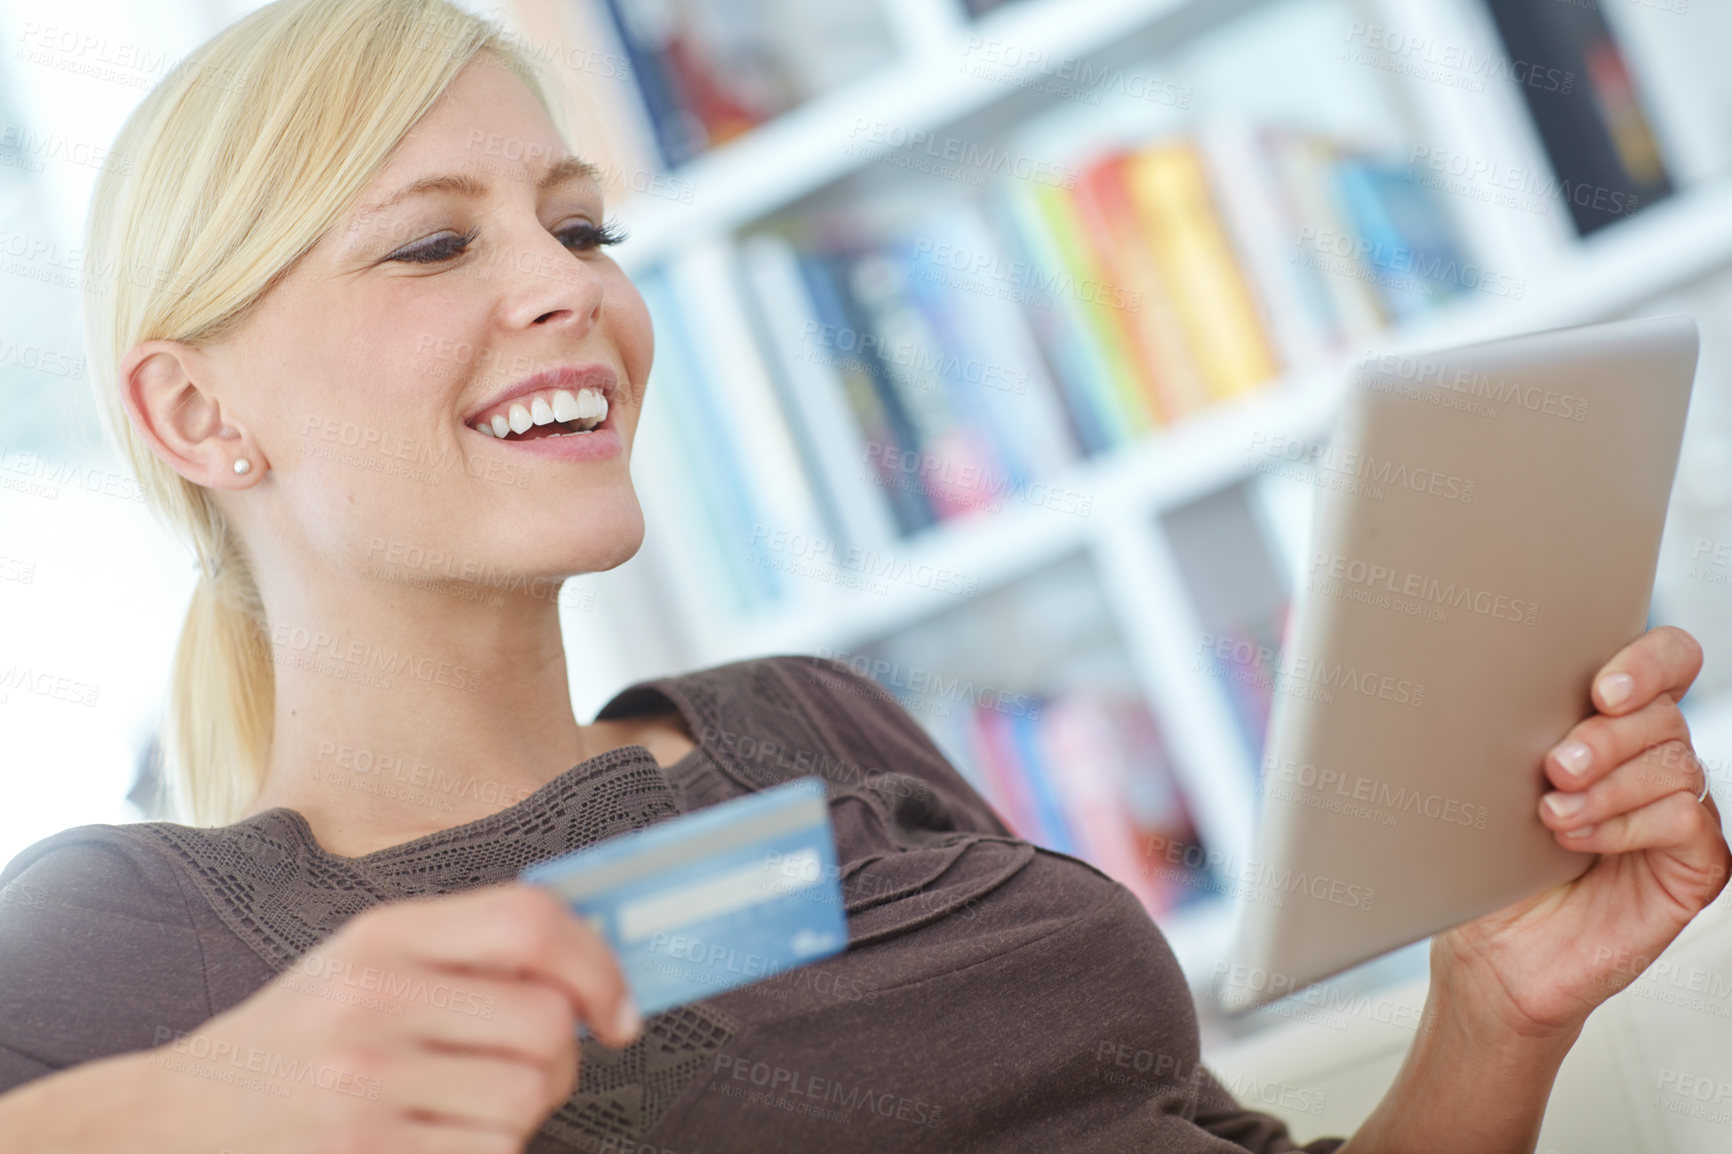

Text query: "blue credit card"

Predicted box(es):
[520, 776, 848, 1019]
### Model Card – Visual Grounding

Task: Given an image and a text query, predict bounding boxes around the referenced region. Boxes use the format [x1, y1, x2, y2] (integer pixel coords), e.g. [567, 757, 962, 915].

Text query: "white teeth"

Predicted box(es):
[477, 421, 496, 437]
[579, 387, 608, 420]
[479, 387, 611, 439]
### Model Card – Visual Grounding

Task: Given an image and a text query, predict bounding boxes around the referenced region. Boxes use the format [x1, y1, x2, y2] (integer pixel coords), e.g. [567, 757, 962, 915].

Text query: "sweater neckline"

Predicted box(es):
[252, 677, 705, 867]
[261, 742, 703, 866]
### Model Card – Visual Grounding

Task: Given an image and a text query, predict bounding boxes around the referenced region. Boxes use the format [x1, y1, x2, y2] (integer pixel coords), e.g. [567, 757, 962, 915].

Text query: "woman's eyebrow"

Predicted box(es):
[351, 155, 602, 225]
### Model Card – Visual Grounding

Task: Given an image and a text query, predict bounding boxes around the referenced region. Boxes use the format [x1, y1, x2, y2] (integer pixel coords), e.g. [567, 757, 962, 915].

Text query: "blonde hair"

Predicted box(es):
[80, 0, 567, 826]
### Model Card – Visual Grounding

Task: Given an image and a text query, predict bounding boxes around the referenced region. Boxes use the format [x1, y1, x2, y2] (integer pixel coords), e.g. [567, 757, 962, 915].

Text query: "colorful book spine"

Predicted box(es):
[659, 30, 760, 149]
[1027, 182, 1155, 438]
[923, 201, 1081, 484]
[839, 246, 1006, 520]
[1073, 152, 1202, 422]
[988, 182, 1123, 456]
[799, 251, 938, 538]
[738, 232, 900, 554]
[1122, 144, 1280, 403]
[1264, 131, 1386, 343]
[1101, 696, 1209, 912]
[939, 689, 1213, 917]
[1194, 120, 1322, 374]
[894, 202, 1078, 491]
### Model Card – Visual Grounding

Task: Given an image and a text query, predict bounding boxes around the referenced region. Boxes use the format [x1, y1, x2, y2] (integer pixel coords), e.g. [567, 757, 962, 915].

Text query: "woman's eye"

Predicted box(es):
[390, 227, 479, 265]
[386, 218, 626, 265]
[558, 219, 627, 251]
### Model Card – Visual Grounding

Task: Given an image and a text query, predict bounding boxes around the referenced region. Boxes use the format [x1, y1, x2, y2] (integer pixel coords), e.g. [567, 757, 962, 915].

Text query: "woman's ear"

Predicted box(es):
[119, 339, 268, 487]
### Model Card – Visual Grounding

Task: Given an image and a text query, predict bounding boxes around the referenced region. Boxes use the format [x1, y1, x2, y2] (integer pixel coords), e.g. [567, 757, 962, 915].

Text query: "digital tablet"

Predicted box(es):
[1219, 313, 1699, 1012]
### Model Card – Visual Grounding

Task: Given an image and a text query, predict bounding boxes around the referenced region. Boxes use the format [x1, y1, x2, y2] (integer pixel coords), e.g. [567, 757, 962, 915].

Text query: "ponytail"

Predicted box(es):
[167, 506, 274, 825]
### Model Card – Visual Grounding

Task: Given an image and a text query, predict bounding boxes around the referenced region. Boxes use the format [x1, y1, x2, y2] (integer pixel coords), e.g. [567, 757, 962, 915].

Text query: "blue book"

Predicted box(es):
[1334, 157, 1468, 323]
[798, 252, 937, 538]
[895, 227, 1033, 489]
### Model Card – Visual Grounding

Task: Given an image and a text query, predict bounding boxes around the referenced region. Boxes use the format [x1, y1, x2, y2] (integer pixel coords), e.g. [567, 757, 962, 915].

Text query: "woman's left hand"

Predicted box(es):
[1438, 624, 1732, 1039]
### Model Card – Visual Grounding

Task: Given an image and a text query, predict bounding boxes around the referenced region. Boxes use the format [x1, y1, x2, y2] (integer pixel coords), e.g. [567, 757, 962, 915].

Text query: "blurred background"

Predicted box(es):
[9, 0, 1732, 1143]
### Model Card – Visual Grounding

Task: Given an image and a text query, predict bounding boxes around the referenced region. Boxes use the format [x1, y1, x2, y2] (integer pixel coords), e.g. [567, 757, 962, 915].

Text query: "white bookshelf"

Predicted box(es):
[520, 0, 1732, 992]
[603, 0, 1283, 275]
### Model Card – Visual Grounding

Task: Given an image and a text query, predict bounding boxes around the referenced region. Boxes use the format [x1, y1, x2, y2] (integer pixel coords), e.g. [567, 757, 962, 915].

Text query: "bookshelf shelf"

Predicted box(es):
[608, 0, 1279, 274]
[694, 365, 1343, 663]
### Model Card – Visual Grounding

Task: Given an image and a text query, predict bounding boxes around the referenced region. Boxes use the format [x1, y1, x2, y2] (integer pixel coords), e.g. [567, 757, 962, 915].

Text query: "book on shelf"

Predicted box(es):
[597, 0, 897, 169]
[597, 0, 705, 171]
[1123, 144, 1281, 405]
[846, 244, 1006, 522]
[1333, 155, 1472, 323]
[898, 200, 1081, 486]
[1262, 129, 1385, 349]
[1003, 176, 1156, 442]
[1070, 150, 1198, 424]
[1482, 0, 1674, 237]
[988, 182, 1125, 456]
[1194, 120, 1329, 374]
[918, 685, 1216, 921]
[739, 232, 904, 557]
[798, 248, 941, 539]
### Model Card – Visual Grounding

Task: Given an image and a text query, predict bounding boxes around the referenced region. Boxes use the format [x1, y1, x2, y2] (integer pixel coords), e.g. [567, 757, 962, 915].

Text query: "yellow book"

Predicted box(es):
[1124, 145, 1280, 402]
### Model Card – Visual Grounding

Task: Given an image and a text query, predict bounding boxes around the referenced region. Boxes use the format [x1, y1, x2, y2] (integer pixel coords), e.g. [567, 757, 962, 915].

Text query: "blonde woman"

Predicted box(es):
[0, 1, 1726, 1151]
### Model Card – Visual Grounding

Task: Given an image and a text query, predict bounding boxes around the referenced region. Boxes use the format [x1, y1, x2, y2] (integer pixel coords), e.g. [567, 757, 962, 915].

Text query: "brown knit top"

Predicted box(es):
[0, 654, 1344, 1153]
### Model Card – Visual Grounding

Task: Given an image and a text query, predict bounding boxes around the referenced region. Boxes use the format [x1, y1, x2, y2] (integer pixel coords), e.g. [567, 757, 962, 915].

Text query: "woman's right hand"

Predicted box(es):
[140, 882, 640, 1153]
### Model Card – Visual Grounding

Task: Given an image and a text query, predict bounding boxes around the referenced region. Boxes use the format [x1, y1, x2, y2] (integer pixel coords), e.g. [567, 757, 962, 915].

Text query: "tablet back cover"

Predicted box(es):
[1223, 313, 1698, 1011]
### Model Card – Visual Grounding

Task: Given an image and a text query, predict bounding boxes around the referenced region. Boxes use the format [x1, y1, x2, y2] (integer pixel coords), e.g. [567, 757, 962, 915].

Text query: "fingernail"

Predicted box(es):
[1562, 823, 1597, 838]
[615, 998, 641, 1042]
[1597, 673, 1635, 709]
[1544, 792, 1587, 819]
[1552, 741, 1592, 778]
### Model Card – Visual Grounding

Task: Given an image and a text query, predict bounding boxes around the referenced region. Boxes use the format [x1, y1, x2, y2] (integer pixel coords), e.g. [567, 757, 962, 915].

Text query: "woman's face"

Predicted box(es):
[191, 51, 654, 596]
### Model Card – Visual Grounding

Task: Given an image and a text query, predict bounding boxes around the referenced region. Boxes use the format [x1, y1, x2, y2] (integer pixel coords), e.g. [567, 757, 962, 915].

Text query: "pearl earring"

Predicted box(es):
[233, 457, 252, 475]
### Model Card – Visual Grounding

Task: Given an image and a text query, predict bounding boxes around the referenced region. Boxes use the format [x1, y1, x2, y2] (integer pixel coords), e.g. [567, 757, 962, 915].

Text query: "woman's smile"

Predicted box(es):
[463, 360, 624, 460]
